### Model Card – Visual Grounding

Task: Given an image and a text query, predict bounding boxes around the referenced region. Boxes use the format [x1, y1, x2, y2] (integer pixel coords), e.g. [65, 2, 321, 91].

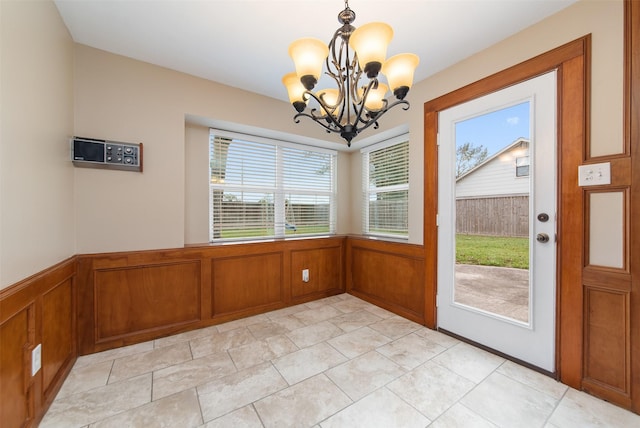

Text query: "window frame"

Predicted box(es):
[361, 134, 410, 240]
[209, 129, 337, 242]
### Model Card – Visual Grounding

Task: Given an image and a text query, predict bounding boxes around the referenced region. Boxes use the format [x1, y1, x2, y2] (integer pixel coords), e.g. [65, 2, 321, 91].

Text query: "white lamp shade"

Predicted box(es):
[288, 38, 329, 84]
[282, 72, 306, 104]
[317, 88, 340, 117]
[349, 22, 393, 73]
[382, 53, 419, 92]
[363, 83, 388, 111]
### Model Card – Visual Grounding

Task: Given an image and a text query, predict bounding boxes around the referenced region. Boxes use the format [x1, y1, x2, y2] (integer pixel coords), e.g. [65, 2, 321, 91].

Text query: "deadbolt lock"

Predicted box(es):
[537, 213, 549, 222]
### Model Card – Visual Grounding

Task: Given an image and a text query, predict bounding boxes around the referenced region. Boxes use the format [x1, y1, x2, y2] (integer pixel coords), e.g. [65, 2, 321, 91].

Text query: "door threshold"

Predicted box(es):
[437, 327, 557, 380]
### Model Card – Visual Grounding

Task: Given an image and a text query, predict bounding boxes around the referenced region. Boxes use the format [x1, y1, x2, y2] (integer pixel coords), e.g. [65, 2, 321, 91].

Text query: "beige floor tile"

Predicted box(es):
[56, 359, 113, 399]
[292, 305, 344, 325]
[429, 403, 498, 428]
[497, 360, 567, 399]
[326, 351, 405, 401]
[73, 341, 154, 369]
[152, 351, 237, 400]
[197, 362, 287, 422]
[331, 298, 377, 314]
[254, 374, 352, 428]
[264, 304, 308, 320]
[108, 342, 192, 383]
[201, 405, 263, 428]
[285, 320, 344, 348]
[462, 372, 559, 428]
[363, 304, 396, 319]
[376, 332, 447, 370]
[328, 309, 383, 332]
[414, 327, 461, 348]
[42, 296, 636, 427]
[247, 320, 290, 340]
[228, 334, 299, 370]
[39, 373, 152, 428]
[320, 387, 430, 428]
[327, 326, 392, 359]
[547, 387, 640, 427]
[215, 313, 269, 333]
[154, 325, 219, 349]
[189, 327, 256, 358]
[432, 342, 504, 383]
[89, 388, 202, 428]
[388, 360, 475, 420]
[273, 341, 347, 385]
[368, 315, 422, 339]
[268, 313, 307, 331]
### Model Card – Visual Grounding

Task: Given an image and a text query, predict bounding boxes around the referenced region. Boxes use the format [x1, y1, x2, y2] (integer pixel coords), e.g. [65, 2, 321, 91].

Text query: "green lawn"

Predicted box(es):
[456, 234, 529, 269]
[220, 225, 329, 239]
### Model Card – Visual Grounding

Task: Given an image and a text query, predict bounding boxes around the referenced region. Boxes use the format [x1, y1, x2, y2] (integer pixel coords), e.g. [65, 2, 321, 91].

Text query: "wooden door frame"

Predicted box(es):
[423, 36, 590, 388]
[626, 0, 639, 413]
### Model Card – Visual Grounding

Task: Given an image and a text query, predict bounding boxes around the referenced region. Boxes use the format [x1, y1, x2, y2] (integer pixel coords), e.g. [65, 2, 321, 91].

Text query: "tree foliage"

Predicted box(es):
[456, 142, 488, 177]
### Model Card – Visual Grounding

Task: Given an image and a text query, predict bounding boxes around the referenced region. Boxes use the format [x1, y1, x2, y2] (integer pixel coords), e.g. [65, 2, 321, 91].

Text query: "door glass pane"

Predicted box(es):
[454, 102, 531, 323]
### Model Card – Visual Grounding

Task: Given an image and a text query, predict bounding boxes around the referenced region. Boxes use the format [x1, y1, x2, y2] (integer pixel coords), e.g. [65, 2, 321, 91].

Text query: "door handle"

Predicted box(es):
[536, 233, 550, 243]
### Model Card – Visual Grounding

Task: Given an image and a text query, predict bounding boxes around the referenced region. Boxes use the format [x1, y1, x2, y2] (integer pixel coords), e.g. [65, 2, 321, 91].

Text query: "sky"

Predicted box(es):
[455, 101, 530, 158]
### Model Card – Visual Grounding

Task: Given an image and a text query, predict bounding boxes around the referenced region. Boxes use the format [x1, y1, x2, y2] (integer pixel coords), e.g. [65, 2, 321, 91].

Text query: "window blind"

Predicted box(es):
[209, 130, 336, 241]
[361, 136, 409, 238]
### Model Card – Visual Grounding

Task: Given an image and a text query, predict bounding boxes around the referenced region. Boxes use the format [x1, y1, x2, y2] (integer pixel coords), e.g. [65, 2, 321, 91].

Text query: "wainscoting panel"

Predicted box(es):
[41, 278, 75, 397]
[77, 237, 347, 354]
[211, 252, 284, 317]
[0, 257, 76, 428]
[346, 237, 426, 324]
[290, 246, 343, 301]
[94, 261, 201, 342]
[584, 286, 630, 396]
[0, 306, 33, 427]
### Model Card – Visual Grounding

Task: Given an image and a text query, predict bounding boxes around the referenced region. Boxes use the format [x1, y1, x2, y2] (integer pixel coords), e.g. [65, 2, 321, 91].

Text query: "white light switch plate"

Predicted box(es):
[32, 344, 42, 376]
[578, 162, 611, 186]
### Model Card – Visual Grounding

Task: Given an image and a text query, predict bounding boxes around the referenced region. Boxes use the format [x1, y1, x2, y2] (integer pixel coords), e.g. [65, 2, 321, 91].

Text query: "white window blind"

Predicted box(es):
[361, 135, 409, 238]
[209, 130, 336, 241]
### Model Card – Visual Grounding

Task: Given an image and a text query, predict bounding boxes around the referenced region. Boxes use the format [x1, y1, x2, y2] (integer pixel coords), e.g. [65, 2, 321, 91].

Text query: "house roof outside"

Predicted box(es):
[456, 137, 530, 182]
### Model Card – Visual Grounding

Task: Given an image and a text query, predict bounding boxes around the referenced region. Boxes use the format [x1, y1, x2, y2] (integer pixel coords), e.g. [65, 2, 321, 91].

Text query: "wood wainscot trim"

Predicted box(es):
[346, 236, 426, 325]
[0, 257, 77, 428]
[77, 236, 347, 355]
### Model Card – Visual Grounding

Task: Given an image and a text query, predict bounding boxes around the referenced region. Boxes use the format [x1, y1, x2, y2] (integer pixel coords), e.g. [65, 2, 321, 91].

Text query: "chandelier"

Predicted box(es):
[282, 0, 419, 146]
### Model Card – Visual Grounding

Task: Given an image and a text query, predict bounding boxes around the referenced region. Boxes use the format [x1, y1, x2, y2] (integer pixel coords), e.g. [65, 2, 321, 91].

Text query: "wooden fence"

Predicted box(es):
[456, 195, 529, 237]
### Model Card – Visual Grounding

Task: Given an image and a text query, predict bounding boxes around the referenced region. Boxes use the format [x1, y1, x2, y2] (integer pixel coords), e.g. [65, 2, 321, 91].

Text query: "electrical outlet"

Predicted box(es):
[578, 162, 611, 186]
[302, 269, 309, 283]
[31, 344, 42, 376]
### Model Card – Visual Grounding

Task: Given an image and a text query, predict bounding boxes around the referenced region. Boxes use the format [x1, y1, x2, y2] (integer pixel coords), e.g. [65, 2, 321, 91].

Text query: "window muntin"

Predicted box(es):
[209, 131, 336, 241]
[362, 136, 410, 239]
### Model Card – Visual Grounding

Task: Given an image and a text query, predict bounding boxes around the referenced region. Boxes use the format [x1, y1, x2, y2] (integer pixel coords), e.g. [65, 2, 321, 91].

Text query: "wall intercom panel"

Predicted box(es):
[71, 136, 143, 172]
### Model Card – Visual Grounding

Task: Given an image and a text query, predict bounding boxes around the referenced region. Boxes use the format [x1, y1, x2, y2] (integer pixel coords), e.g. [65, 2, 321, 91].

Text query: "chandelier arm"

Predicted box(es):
[299, 90, 348, 134]
[354, 99, 411, 134]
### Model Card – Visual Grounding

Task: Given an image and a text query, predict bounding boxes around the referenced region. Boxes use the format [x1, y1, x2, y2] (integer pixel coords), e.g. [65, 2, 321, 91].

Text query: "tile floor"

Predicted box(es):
[40, 294, 640, 428]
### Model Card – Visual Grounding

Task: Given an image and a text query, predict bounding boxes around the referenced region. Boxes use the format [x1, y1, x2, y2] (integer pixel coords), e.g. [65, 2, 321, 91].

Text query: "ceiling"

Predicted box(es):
[54, 0, 577, 104]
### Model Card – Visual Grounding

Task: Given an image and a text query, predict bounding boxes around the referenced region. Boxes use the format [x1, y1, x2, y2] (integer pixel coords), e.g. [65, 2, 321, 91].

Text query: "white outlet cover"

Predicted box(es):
[32, 344, 42, 376]
[578, 162, 611, 186]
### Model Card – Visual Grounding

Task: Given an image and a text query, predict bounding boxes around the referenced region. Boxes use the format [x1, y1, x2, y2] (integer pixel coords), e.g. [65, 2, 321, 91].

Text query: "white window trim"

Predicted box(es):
[361, 133, 410, 240]
[209, 129, 337, 242]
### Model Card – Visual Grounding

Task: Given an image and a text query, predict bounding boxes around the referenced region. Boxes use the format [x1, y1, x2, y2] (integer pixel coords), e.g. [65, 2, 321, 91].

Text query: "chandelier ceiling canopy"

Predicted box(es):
[282, 0, 419, 146]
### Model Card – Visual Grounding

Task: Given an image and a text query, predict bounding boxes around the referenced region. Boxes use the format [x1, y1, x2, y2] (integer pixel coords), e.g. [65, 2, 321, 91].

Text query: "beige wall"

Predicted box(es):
[0, 0, 75, 289]
[74, 44, 351, 253]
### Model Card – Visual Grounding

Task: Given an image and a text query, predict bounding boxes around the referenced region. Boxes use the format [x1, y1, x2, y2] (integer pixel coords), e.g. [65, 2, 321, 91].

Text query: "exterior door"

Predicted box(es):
[437, 70, 557, 372]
